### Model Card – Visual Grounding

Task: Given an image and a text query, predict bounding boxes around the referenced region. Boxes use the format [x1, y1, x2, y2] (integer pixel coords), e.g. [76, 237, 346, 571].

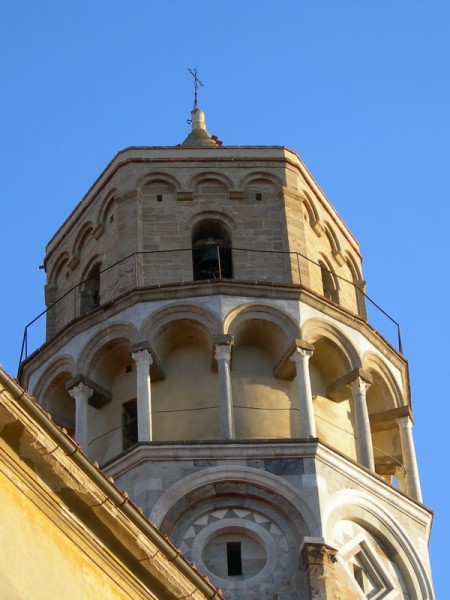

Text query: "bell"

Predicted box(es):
[199, 242, 221, 278]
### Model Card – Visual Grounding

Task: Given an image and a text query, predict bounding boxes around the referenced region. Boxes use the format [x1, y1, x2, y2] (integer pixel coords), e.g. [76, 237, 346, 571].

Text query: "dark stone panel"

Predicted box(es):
[264, 459, 304, 476]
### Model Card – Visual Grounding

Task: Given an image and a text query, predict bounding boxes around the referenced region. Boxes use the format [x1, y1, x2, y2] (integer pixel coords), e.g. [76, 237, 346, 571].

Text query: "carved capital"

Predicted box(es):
[131, 348, 153, 369]
[68, 382, 93, 403]
[214, 343, 232, 362]
[301, 542, 338, 569]
[289, 342, 314, 365]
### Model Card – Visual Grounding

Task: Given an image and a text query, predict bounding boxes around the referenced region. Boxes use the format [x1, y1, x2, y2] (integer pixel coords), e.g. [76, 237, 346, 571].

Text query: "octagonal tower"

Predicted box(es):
[20, 109, 433, 599]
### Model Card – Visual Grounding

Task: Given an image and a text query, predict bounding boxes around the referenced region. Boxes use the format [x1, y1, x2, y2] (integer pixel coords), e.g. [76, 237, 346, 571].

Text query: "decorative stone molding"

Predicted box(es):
[312, 219, 325, 237]
[333, 249, 346, 267]
[176, 190, 193, 201]
[229, 189, 244, 200]
[68, 255, 80, 271]
[277, 186, 306, 204]
[92, 223, 104, 240]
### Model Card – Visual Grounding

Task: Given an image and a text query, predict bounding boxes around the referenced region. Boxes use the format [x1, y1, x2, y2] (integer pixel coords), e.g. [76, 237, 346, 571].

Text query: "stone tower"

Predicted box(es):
[20, 107, 434, 599]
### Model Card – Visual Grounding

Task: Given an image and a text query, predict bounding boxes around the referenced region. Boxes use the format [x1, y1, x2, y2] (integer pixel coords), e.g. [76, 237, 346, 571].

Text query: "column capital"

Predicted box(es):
[68, 381, 93, 402]
[397, 414, 413, 429]
[328, 367, 372, 402]
[214, 343, 232, 362]
[301, 542, 338, 569]
[66, 374, 110, 409]
[289, 340, 315, 363]
[350, 375, 371, 397]
[131, 347, 153, 368]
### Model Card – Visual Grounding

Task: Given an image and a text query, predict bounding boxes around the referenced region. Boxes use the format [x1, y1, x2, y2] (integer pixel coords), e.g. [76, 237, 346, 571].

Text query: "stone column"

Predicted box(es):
[289, 342, 316, 438]
[131, 348, 153, 442]
[68, 381, 93, 450]
[214, 341, 234, 439]
[350, 374, 374, 470]
[397, 416, 422, 502]
[301, 542, 338, 600]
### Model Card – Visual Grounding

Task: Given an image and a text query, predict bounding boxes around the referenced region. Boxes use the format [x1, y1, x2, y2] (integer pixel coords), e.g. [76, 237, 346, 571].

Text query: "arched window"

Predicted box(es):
[192, 219, 232, 280]
[319, 261, 339, 304]
[80, 263, 101, 315]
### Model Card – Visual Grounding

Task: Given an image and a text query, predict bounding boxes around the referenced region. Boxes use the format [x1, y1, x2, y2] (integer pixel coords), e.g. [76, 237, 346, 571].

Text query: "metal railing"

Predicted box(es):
[18, 247, 402, 373]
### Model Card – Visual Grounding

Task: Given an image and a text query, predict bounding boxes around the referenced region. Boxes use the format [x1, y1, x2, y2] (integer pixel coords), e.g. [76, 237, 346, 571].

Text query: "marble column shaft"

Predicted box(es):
[350, 376, 374, 470]
[214, 343, 234, 439]
[290, 345, 316, 438]
[131, 349, 153, 442]
[68, 381, 93, 450]
[397, 416, 422, 502]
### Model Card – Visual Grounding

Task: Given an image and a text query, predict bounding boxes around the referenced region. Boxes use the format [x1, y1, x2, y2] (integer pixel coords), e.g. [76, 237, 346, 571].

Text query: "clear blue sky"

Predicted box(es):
[1, 1, 448, 594]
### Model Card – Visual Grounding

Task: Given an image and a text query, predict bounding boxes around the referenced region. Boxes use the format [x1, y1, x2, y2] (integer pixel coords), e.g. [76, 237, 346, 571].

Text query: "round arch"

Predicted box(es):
[97, 188, 118, 229]
[187, 170, 233, 191]
[224, 302, 300, 348]
[49, 252, 70, 285]
[72, 221, 95, 257]
[135, 171, 182, 193]
[140, 302, 221, 351]
[237, 170, 283, 190]
[77, 322, 139, 375]
[149, 465, 319, 537]
[323, 489, 434, 600]
[301, 318, 360, 376]
[32, 355, 76, 402]
[362, 351, 404, 411]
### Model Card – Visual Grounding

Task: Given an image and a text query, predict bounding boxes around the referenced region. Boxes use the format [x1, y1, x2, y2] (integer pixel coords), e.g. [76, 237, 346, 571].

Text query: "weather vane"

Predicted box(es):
[188, 67, 203, 110]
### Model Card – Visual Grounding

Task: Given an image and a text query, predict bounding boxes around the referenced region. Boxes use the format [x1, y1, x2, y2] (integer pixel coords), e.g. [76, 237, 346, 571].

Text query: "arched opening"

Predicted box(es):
[42, 372, 75, 435]
[152, 318, 220, 441]
[319, 260, 339, 304]
[80, 262, 101, 315]
[192, 219, 232, 280]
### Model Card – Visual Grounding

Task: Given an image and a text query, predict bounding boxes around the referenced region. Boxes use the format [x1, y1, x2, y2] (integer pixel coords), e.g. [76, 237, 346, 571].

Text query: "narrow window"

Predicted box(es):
[192, 219, 233, 280]
[255, 192, 262, 201]
[227, 542, 242, 576]
[157, 194, 163, 202]
[122, 399, 138, 450]
[80, 263, 101, 315]
[320, 262, 339, 304]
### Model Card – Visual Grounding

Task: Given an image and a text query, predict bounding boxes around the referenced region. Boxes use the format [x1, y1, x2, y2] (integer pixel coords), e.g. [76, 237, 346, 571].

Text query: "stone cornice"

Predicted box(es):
[102, 438, 433, 534]
[19, 281, 407, 389]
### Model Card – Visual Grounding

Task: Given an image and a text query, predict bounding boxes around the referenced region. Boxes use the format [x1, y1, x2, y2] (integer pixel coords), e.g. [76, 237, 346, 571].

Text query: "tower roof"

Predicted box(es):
[181, 108, 223, 147]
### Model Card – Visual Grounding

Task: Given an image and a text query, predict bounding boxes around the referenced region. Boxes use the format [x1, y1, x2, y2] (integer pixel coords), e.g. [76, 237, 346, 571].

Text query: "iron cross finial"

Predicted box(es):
[188, 67, 203, 110]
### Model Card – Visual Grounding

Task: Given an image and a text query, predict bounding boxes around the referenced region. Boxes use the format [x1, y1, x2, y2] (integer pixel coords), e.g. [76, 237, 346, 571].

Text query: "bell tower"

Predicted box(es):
[20, 102, 434, 598]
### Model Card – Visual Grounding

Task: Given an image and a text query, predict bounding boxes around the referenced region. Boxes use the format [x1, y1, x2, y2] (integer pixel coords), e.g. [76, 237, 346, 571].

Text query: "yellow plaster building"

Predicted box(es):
[0, 368, 222, 600]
